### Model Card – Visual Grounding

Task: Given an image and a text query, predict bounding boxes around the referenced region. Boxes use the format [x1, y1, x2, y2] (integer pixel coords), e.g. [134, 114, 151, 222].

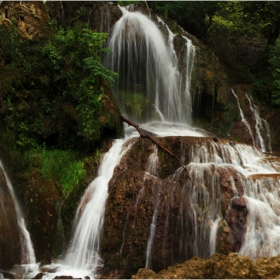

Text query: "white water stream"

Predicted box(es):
[231, 89, 255, 146]
[104, 6, 191, 125]
[246, 93, 272, 153]
[63, 137, 134, 272]
[0, 160, 36, 265]
[29, 131, 137, 279]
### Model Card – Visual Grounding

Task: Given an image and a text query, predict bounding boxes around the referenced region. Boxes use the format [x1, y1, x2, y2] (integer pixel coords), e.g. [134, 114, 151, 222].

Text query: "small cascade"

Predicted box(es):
[145, 145, 160, 269]
[103, 135, 280, 271]
[146, 145, 159, 176]
[0, 160, 36, 265]
[98, 4, 110, 33]
[231, 89, 255, 145]
[145, 182, 162, 269]
[192, 140, 280, 258]
[182, 35, 196, 124]
[209, 217, 222, 256]
[246, 94, 272, 153]
[61, 135, 135, 277]
[104, 6, 190, 124]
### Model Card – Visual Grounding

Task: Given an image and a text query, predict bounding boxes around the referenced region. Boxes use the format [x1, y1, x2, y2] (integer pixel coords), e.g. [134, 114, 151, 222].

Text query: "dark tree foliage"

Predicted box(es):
[149, 1, 220, 42]
[243, 1, 280, 46]
[0, 22, 117, 150]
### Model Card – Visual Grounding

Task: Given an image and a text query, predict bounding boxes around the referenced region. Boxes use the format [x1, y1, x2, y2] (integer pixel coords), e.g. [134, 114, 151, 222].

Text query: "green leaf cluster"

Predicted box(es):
[269, 39, 280, 106]
[23, 147, 85, 198]
[0, 23, 118, 151]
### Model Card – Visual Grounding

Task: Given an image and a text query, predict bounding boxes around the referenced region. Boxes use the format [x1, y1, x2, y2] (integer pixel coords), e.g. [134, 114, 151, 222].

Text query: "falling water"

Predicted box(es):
[187, 139, 280, 258]
[60, 134, 135, 278]
[209, 217, 222, 256]
[182, 35, 196, 124]
[246, 94, 272, 153]
[145, 182, 161, 269]
[146, 145, 159, 176]
[145, 145, 160, 269]
[231, 89, 255, 145]
[104, 6, 191, 125]
[0, 160, 36, 265]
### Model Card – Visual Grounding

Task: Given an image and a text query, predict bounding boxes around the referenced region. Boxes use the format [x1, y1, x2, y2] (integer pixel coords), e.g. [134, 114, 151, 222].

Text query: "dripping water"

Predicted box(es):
[0, 160, 36, 265]
[63, 137, 134, 273]
[231, 89, 255, 146]
[145, 182, 161, 269]
[209, 217, 222, 256]
[145, 145, 160, 269]
[246, 93, 272, 153]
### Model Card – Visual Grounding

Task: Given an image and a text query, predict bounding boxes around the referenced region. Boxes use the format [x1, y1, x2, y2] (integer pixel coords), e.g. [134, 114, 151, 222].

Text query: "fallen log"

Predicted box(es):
[121, 115, 191, 179]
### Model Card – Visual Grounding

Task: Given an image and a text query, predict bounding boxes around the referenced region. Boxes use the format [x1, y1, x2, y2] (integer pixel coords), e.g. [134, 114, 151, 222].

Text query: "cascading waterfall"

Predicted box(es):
[104, 6, 192, 125]
[209, 217, 222, 256]
[55, 5, 204, 270]
[145, 182, 161, 269]
[186, 140, 280, 259]
[63, 136, 134, 274]
[182, 34, 196, 125]
[0, 160, 36, 265]
[145, 145, 160, 269]
[246, 93, 272, 153]
[231, 89, 255, 145]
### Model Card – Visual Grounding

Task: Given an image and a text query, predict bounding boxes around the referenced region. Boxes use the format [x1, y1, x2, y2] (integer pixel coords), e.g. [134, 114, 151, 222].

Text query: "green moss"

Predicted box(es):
[23, 147, 85, 198]
[119, 91, 149, 118]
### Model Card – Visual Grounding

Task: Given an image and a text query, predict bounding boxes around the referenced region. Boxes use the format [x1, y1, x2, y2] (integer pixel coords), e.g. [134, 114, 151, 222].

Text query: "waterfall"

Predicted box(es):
[209, 217, 222, 256]
[245, 94, 272, 153]
[182, 35, 196, 125]
[231, 89, 255, 145]
[104, 6, 192, 125]
[145, 182, 161, 269]
[145, 145, 160, 269]
[146, 145, 159, 176]
[63, 137, 134, 273]
[0, 160, 36, 265]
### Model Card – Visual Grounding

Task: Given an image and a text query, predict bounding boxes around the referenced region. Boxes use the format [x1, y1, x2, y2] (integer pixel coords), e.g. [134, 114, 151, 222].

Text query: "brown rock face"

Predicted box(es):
[22, 175, 59, 262]
[101, 136, 255, 276]
[0, 169, 21, 269]
[0, 1, 49, 40]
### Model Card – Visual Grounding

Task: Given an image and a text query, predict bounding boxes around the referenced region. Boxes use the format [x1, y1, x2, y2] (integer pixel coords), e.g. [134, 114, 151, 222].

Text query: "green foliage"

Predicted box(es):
[252, 79, 273, 106]
[209, 2, 249, 41]
[119, 91, 149, 118]
[269, 39, 280, 106]
[0, 23, 118, 150]
[149, 1, 220, 41]
[24, 147, 85, 197]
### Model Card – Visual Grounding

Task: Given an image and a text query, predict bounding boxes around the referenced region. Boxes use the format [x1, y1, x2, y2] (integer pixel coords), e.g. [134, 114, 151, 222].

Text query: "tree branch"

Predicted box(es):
[121, 115, 191, 179]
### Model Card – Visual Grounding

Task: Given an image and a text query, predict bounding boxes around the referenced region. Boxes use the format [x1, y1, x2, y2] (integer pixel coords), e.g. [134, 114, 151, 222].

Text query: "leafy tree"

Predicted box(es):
[209, 2, 254, 42]
[243, 1, 280, 46]
[149, 1, 220, 42]
[0, 24, 118, 150]
[269, 38, 280, 105]
[208, 1, 280, 46]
